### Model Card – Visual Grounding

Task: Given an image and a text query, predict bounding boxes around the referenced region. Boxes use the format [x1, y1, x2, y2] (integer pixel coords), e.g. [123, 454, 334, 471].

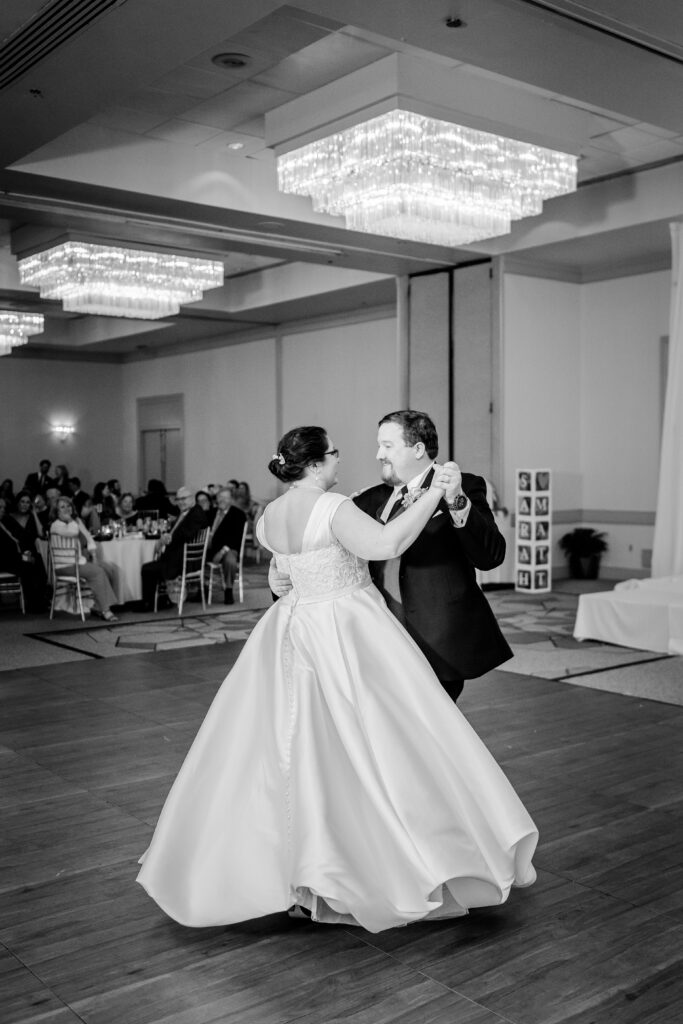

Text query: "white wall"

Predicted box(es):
[580, 270, 670, 510]
[502, 275, 582, 512]
[120, 338, 279, 501]
[118, 313, 398, 502]
[281, 316, 398, 495]
[502, 268, 671, 578]
[0, 357, 124, 492]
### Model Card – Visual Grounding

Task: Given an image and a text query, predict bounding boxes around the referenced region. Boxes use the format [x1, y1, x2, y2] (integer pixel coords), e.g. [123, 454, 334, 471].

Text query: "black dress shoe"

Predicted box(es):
[223, 588, 234, 605]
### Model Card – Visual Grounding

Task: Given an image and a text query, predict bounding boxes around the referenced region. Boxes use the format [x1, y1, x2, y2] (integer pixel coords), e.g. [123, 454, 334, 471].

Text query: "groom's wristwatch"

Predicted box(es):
[446, 494, 468, 512]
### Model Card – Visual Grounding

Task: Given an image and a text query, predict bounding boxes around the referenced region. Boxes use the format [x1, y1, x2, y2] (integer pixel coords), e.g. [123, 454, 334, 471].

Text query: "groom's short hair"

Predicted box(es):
[378, 410, 439, 459]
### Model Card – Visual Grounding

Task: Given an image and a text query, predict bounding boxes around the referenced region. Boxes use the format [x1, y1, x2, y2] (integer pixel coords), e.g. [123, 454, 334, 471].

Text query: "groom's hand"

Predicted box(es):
[268, 558, 293, 597]
[432, 461, 460, 494]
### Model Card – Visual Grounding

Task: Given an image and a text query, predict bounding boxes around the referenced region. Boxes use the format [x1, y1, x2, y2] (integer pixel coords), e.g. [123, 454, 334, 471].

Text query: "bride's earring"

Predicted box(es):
[314, 465, 321, 481]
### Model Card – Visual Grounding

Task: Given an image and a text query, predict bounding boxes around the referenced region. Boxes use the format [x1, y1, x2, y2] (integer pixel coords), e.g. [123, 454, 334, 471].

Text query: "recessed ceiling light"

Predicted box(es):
[211, 52, 250, 69]
[227, 142, 245, 150]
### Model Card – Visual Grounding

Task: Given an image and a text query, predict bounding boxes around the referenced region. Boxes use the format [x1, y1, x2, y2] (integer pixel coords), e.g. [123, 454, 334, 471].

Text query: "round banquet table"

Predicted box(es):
[95, 536, 158, 604]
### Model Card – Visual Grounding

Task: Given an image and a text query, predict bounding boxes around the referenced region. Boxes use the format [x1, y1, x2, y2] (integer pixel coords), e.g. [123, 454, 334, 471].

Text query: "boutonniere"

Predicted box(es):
[401, 486, 429, 508]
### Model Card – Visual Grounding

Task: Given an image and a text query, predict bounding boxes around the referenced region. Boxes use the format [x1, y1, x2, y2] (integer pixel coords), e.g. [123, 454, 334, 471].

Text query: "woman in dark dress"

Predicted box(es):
[0, 497, 47, 611]
[9, 490, 45, 550]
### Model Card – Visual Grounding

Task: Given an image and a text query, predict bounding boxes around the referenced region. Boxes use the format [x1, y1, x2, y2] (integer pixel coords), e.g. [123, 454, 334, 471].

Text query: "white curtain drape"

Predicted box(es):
[652, 222, 683, 577]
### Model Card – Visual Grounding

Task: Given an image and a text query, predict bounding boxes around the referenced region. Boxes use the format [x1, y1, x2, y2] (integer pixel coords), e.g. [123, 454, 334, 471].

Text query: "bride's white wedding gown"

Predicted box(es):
[137, 492, 537, 934]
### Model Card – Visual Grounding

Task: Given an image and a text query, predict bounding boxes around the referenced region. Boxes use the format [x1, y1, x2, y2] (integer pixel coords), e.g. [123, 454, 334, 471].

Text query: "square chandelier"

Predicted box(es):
[18, 242, 224, 320]
[267, 54, 586, 249]
[277, 109, 577, 247]
[0, 311, 44, 356]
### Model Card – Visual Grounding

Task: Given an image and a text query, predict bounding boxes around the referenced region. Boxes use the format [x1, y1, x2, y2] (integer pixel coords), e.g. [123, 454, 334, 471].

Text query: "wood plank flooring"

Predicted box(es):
[1, 642, 682, 1024]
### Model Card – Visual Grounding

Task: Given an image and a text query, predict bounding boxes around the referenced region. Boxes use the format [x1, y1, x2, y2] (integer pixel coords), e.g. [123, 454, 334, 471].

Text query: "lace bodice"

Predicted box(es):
[257, 492, 370, 602]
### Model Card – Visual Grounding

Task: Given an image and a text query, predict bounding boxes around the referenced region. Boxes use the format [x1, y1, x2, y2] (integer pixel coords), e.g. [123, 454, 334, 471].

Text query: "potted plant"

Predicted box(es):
[559, 527, 608, 579]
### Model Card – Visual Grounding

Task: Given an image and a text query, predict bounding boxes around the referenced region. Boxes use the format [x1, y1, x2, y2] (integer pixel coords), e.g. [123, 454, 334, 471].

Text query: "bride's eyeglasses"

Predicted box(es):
[325, 448, 339, 458]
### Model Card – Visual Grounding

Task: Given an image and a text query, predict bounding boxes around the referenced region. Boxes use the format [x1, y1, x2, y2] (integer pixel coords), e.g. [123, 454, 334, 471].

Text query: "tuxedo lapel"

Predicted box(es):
[386, 495, 407, 522]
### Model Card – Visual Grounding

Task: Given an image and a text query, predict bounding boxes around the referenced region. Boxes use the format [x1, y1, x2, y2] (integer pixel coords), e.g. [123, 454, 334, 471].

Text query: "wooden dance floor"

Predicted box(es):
[2, 641, 682, 1024]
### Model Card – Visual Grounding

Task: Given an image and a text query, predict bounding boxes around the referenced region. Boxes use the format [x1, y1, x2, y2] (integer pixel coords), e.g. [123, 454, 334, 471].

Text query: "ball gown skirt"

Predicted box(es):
[137, 493, 537, 934]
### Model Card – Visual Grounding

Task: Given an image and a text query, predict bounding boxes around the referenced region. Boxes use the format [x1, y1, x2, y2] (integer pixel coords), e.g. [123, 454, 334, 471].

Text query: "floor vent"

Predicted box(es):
[0, 0, 126, 92]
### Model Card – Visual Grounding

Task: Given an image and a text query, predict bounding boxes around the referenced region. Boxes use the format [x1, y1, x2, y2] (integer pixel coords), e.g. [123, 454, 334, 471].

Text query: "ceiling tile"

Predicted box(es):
[145, 119, 224, 146]
[218, 8, 332, 61]
[120, 88, 197, 119]
[183, 82, 297, 131]
[252, 32, 392, 94]
[152, 65, 232, 100]
[88, 106, 171, 134]
[231, 115, 266, 139]
[631, 122, 682, 140]
[195, 130, 265, 156]
[590, 125, 673, 153]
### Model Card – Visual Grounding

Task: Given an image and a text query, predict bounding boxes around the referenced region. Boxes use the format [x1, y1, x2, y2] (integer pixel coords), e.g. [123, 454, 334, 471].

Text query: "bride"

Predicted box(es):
[137, 426, 537, 934]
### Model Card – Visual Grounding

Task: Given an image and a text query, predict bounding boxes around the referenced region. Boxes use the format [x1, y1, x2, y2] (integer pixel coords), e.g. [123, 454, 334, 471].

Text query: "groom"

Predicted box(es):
[352, 409, 512, 702]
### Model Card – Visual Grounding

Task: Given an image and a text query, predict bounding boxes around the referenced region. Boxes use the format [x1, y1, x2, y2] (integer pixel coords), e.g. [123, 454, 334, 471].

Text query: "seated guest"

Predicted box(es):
[233, 481, 261, 524]
[33, 493, 50, 531]
[140, 487, 208, 611]
[50, 496, 118, 621]
[115, 492, 138, 524]
[9, 490, 45, 547]
[69, 477, 90, 514]
[134, 478, 177, 519]
[24, 459, 54, 497]
[53, 465, 70, 494]
[107, 478, 122, 501]
[0, 497, 48, 611]
[0, 478, 15, 505]
[195, 489, 215, 523]
[45, 488, 63, 522]
[206, 487, 246, 604]
[78, 497, 101, 536]
[93, 482, 117, 523]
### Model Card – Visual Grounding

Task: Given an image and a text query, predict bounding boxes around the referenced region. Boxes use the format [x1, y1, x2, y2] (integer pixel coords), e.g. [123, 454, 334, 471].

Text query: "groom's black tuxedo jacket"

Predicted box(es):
[353, 469, 512, 681]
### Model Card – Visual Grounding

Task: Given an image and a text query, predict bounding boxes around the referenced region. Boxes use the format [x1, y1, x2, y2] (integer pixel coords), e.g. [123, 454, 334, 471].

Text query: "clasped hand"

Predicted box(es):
[430, 461, 462, 502]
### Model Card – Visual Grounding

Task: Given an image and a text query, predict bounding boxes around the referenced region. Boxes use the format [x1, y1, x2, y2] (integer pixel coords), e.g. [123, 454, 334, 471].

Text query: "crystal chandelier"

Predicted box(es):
[0, 311, 44, 356]
[18, 242, 224, 319]
[277, 110, 578, 247]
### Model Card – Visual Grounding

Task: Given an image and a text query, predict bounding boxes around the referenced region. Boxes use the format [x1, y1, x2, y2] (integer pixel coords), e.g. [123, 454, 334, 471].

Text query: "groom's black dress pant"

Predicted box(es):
[439, 678, 464, 703]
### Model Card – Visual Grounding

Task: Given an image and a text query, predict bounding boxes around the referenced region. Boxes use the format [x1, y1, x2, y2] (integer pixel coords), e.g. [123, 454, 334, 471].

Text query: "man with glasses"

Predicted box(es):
[140, 486, 208, 611]
[353, 409, 511, 702]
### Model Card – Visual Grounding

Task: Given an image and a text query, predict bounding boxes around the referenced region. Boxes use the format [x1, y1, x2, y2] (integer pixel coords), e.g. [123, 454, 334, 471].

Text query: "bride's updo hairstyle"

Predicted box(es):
[268, 426, 328, 483]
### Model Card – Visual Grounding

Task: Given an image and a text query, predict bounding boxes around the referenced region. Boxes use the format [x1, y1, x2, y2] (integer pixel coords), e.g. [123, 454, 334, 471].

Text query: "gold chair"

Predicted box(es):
[48, 535, 93, 621]
[0, 572, 25, 613]
[154, 529, 209, 616]
[205, 521, 248, 606]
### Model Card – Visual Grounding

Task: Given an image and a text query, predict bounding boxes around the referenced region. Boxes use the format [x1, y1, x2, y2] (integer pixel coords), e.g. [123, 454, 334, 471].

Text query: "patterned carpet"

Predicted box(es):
[25, 580, 682, 704]
[487, 588, 668, 679]
[29, 606, 270, 658]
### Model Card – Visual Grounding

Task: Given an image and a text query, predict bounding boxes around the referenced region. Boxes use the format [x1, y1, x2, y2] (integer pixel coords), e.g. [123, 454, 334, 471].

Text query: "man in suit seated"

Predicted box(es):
[205, 486, 247, 605]
[140, 486, 208, 610]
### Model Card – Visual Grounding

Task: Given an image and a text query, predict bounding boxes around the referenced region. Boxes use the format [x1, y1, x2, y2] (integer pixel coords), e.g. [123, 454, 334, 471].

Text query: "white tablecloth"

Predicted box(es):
[96, 537, 158, 604]
[574, 575, 683, 654]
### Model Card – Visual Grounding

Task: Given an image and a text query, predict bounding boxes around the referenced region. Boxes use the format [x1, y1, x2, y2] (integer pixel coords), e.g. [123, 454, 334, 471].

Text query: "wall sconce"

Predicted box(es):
[52, 423, 75, 441]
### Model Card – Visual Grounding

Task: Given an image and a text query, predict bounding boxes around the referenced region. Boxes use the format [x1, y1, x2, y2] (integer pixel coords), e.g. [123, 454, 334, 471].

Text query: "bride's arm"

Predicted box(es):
[331, 464, 454, 561]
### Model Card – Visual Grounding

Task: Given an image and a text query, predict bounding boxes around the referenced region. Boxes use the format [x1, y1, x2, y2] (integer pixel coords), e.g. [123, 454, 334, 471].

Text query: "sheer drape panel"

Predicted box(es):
[652, 223, 683, 578]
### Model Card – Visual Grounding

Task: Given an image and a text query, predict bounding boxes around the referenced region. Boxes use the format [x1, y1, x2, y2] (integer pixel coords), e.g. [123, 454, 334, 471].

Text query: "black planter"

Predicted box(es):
[568, 554, 601, 579]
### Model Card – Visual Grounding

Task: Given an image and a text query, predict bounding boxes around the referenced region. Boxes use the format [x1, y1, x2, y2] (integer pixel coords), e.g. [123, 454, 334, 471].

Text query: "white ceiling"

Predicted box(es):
[0, 0, 681, 359]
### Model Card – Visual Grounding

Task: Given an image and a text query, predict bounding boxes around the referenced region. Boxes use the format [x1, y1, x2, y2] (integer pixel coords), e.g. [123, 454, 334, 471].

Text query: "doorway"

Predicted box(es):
[137, 395, 185, 493]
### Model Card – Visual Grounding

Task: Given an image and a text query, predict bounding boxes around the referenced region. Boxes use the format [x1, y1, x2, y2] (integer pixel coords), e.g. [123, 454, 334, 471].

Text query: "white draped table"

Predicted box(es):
[574, 575, 683, 655]
[95, 536, 158, 604]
